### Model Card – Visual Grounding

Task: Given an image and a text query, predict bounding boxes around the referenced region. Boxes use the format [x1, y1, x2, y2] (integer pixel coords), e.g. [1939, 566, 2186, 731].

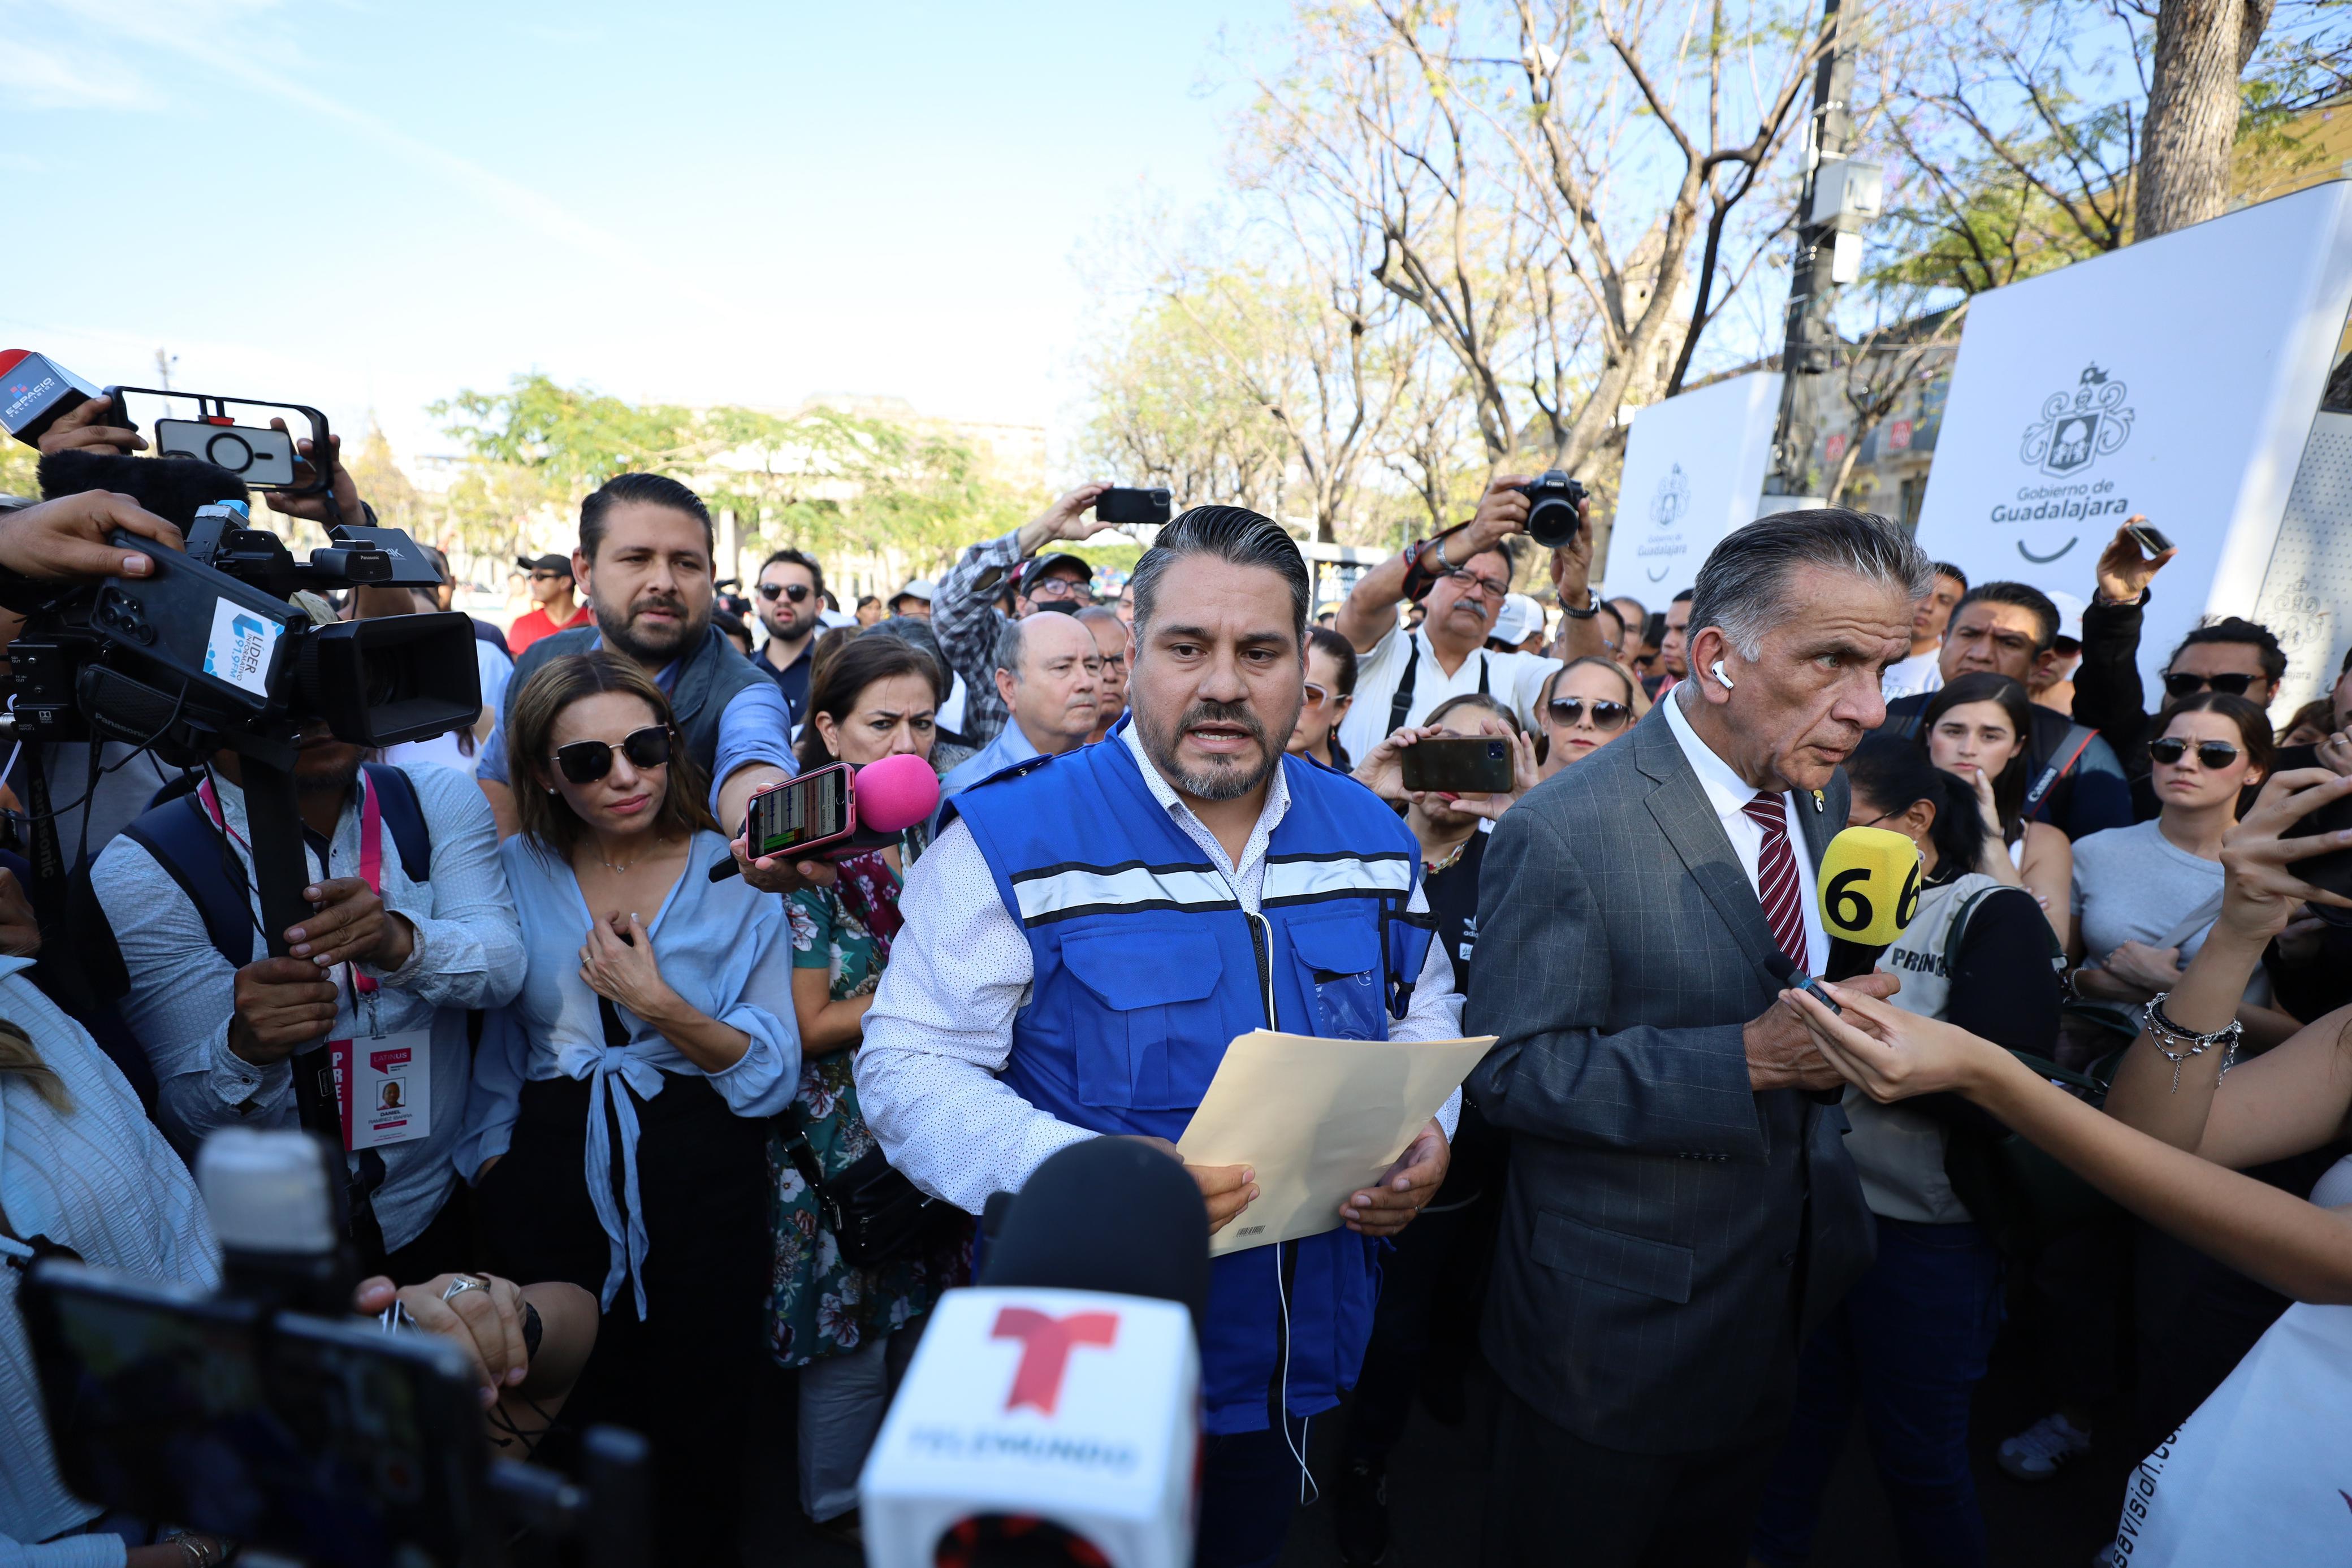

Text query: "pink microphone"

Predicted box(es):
[710, 752, 942, 881]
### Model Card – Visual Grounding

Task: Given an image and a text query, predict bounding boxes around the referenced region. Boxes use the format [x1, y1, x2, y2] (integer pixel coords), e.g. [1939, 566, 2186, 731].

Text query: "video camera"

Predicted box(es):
[22, 1129, 648, 1568]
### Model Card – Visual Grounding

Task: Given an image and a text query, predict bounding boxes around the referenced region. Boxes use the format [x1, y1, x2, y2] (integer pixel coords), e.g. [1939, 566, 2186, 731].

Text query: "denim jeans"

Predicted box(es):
[1751, 1216, 2003, 1568]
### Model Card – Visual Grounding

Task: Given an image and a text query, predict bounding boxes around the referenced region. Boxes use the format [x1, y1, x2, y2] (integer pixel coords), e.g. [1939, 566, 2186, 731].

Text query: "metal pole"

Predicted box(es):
[1764, 0, 1855, 500]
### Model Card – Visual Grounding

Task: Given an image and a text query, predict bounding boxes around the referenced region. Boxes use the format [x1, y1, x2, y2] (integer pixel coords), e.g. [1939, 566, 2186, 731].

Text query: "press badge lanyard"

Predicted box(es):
[196, 777, 429, 1151]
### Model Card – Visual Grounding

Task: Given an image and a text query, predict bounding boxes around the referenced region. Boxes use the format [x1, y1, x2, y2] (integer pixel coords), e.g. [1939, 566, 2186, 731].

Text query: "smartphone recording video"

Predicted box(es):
[746, 765, 854, 860]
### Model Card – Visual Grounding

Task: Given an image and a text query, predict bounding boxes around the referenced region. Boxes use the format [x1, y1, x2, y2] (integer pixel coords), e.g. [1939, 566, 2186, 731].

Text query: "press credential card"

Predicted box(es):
[330, 1029, 432, 1151]
[1177, 1030, 1495, 1257]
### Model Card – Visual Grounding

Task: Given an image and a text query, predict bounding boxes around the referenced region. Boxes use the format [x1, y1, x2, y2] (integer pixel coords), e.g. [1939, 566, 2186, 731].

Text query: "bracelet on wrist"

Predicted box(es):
[2143, 989, 2242, 1093]
[1558, 587, 1599, 619]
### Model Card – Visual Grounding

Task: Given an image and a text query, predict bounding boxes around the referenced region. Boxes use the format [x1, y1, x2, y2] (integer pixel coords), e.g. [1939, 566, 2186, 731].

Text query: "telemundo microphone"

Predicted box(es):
[860, 1137, 1212, 1568]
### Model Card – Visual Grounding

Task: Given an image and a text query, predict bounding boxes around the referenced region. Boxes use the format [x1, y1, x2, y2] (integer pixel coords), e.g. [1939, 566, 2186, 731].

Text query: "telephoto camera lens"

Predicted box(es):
[1523, 469, 1589, 549]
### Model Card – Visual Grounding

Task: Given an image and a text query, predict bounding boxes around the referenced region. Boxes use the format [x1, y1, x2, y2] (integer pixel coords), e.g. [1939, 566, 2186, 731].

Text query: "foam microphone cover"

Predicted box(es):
[982, 1138, 1212, 1335]
[38, 448, 249, 530]
[853, 751, 941, 833]
[1815, 826, 1923, 950]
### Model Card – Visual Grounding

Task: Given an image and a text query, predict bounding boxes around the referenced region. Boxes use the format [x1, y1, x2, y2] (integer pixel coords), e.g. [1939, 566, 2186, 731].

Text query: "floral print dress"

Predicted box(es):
[766, 834, 970, 1368]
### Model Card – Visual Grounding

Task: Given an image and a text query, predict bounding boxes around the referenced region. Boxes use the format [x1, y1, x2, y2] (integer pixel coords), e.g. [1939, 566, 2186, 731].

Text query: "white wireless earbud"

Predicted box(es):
[1712, 659, 1735, 690]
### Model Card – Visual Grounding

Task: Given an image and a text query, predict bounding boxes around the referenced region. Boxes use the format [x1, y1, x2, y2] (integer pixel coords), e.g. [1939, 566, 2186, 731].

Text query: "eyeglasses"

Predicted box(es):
[1849, 809, 1895, 829]
[1441, 566, 1510, 600]
[529, 570, 568, 583]
[758, 582, 812, 604]
[2162, 671, 2258, 698]
[1027, 577, 1095, 603]
[1546, 697, 1631, 733]
[550, 725, 673, 784]
[2148, 737, 2242, 770]
[1304, 681, 1338, 708]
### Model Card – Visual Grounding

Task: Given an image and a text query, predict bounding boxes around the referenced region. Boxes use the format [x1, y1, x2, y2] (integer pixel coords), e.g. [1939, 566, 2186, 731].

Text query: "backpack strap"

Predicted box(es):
[361, 764, 432, 883]
[121, 796, 260, 973]
[2023, 723, 2098, 821]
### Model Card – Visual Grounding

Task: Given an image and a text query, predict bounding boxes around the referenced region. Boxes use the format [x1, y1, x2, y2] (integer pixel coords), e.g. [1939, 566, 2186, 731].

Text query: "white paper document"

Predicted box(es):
[1176, 1030, 1495, 1257]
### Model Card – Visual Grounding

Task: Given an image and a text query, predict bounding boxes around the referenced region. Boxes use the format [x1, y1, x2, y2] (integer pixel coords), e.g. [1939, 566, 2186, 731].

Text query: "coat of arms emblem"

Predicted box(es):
[2021, 364, 2134, 477]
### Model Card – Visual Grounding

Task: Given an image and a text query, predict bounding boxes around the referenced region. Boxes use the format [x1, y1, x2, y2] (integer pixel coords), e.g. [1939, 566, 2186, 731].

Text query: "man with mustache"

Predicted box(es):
[857, 506, 1470, 1567]
[1467, 509, 1923, 1566]
[477, 473, 808, 889]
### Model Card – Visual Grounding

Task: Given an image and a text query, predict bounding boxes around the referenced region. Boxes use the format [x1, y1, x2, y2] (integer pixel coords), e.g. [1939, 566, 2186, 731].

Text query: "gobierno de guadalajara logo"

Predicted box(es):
[1991, 363, 2136, 562]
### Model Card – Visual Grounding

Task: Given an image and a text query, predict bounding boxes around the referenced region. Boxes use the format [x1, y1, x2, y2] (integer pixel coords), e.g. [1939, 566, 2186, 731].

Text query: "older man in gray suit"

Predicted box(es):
[1467, 509, 1932, 1566]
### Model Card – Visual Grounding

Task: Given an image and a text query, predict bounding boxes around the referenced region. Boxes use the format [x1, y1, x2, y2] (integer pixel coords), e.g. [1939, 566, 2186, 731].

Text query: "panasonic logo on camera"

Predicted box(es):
[3, 375, 58, 423]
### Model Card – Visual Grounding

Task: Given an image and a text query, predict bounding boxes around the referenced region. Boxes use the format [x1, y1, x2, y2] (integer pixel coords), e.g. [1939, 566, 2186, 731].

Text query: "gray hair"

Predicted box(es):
[1129, 505, 1310, 641]
[994, 605, 1085, 679]
[1688, 508, 1933, 661]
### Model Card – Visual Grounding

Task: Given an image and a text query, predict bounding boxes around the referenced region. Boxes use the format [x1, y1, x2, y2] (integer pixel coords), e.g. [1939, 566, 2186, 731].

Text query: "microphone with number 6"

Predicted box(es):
[1817, 825, 1923, 981]
[707, 751, 940, 881]
[861, 1138, 1212, 1567]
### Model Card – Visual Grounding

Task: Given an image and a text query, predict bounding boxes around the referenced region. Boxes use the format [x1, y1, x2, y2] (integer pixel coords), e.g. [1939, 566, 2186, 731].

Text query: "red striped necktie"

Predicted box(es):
[1741, 791, 1808, 967]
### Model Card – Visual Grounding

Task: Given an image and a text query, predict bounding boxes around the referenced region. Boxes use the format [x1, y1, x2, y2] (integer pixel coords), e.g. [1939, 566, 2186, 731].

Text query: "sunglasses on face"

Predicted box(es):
[2163, 670, 2257, 698]
[2148, 736, 2241, 770]
[1547, 697, 1631, 732]
[529, 570, 568, 583]
[1304, 681, 1333, 708]
[758, 582, 812, 604]
[550, 725, 673, 784]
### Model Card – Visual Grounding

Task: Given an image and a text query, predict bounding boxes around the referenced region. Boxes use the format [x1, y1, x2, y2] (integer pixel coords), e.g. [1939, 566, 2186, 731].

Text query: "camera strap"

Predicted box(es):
[1385, 635, 1491, 735]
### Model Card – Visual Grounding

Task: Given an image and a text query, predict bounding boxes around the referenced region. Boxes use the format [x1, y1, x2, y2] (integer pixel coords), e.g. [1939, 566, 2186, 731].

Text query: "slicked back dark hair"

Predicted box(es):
[2171, 616, 2286, 685]
[39, 451, 249, 529]
[580, 472, 713, 561]
[1951, 581, 2061, 653]
[1130, 505, 1309, 645]
[1689, 508, 1932, 660]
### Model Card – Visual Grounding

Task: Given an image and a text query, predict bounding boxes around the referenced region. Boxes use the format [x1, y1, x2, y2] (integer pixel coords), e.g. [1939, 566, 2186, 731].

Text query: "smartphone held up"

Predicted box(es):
[712, 753, 942, 881]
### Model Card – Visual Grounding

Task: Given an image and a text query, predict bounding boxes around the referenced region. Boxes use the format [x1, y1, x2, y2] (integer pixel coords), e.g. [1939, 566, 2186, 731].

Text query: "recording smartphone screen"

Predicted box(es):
[1096, 486, 1173, 526]
[25, 1264, 485, 1562]
[1399, 735, 1515, 795]
[2126, 523, 2175, 556]
[154, 418, 299, 486]
[747, 765, 852, 859]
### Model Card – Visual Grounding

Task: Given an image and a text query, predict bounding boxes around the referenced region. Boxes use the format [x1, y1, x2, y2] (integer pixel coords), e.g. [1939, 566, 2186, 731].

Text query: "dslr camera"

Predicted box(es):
[1518, 469, 1589, 549]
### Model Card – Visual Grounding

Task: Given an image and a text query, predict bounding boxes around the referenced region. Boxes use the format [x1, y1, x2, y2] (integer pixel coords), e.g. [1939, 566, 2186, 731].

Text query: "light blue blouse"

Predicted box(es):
[455, 831, 798, 1316]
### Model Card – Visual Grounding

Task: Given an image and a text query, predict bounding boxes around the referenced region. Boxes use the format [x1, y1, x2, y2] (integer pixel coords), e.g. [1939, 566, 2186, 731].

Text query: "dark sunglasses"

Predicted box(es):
[1547, 697, 1631, 732]
[529, 570, 568, 583]
[2148, 736, 2241, 770]
[550, 725, 672, 784]
[758, 582, 812, 603]
[2162, 671, 2256, 698]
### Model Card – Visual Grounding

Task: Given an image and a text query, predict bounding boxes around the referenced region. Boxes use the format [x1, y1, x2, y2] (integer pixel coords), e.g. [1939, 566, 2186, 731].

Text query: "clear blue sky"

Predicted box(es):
[2, 0, 1292, 469]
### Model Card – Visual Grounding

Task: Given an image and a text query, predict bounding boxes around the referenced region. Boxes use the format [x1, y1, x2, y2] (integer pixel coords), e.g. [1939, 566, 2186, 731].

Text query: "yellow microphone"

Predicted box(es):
[1816, 826, 1923, 981]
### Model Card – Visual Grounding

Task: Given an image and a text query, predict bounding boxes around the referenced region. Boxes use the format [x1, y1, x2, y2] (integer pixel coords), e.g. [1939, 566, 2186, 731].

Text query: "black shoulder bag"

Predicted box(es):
[774, 1102, 961, 1269]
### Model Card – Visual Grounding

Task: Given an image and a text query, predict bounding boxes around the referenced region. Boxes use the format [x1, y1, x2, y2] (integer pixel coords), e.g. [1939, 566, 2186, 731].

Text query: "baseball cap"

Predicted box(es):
[1491, 592, 1543, 647]
[889, 577, 937, 608]
[517, 553, 572, 577]
[1025, 552, 1095, 587]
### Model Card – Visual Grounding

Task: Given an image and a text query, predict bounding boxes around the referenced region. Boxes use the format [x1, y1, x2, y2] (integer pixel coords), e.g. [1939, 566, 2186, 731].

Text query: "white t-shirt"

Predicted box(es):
[1338, 625, 1561, 761]
[1881, 647, 1944, 701]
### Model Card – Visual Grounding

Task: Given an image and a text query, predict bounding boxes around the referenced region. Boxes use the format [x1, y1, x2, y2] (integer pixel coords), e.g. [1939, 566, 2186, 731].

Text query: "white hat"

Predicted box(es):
[2046, 588, 2087, 646]
[890, 578, 937, 608]
[1491, 592, 1544, 647]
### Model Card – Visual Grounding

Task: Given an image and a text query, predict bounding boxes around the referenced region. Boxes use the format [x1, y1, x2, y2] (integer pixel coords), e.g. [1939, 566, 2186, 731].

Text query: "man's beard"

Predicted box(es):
[597, 589, 704, 665]
[1136, 696, 1296, 803]
[295, 755, 362, 798]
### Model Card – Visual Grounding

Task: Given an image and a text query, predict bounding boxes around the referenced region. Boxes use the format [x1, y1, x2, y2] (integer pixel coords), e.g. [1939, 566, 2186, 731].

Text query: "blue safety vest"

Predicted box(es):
[950, 725, 1434, 1434]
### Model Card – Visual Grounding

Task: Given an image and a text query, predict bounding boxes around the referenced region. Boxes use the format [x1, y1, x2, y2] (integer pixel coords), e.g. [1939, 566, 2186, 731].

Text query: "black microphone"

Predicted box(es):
[982, 1137, 1213, 1335]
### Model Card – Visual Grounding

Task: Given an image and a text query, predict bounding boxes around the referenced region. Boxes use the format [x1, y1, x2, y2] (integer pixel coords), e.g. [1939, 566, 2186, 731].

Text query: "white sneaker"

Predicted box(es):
[1998, 1411, 2092, 1480]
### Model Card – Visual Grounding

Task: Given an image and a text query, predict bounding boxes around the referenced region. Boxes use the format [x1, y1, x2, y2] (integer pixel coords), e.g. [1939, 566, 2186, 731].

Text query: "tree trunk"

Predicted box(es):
[2135, 0, 2275, 240]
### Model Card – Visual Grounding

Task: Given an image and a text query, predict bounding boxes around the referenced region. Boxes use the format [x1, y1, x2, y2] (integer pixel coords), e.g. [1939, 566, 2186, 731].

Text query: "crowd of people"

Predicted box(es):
[0, 385, 2349, 1568]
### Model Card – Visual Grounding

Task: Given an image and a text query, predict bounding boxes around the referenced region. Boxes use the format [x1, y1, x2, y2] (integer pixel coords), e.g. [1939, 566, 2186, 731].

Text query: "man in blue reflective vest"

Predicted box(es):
[859, 505, 1469, 1567]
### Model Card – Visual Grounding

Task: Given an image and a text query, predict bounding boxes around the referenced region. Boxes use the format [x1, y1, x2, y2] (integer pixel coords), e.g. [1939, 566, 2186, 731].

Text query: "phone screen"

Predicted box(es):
[25, 1264, 483, 1560]
[747, 766, 851, 857]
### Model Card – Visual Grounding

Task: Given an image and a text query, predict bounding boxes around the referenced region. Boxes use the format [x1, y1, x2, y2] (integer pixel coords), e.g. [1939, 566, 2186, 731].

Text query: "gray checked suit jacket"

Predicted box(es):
[1464, 701, 1875, 1455]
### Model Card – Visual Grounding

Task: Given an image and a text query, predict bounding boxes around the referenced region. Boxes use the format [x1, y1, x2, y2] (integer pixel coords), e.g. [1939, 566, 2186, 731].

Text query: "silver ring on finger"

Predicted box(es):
[441, 1274, 487, 1302]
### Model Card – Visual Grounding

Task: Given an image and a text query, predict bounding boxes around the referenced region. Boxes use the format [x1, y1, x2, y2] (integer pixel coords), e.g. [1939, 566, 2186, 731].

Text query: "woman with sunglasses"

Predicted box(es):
[1287, 625, 1359, 771]
[766, 636, 969, 1539]
[1918, 672, 2073, 947]
[2069, 693, 2300, 1049]
[460, 652, 798, 1562]
[1535, 656, 1640, 779]
[1750, 735, 2060, 1568]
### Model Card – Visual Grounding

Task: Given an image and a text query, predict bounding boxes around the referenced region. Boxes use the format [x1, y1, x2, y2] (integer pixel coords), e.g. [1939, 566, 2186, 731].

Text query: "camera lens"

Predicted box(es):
[1526, 493, 1577, 548]
[1488, 741, 1506, 758]
[205, 431, 255, 473]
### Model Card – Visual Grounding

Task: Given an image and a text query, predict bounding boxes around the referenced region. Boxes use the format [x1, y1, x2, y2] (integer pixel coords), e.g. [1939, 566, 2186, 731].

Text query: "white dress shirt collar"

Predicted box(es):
[1117, 718, 1292, 890]
[1662, 686, 1828, 970]
[1663, 685, 1772, 817]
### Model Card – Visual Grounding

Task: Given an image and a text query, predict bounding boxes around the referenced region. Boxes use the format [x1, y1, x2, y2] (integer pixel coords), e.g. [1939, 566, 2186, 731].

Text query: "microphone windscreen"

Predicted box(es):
[853, 752, 941, 834]
[982, 1138, 1212, 1331]
[1817, 826, 1923, 947]
[38, 449, 249, 530]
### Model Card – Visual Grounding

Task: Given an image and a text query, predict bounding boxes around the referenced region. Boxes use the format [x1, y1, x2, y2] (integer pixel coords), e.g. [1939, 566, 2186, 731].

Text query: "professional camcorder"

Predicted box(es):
[1518, 469, 1589, 549]
[23, 1129, 648, 1568]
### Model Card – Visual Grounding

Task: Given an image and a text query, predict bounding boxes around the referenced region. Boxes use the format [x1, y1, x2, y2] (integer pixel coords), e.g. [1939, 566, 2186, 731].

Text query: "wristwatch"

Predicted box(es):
[1558, 587, 1599, 619]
